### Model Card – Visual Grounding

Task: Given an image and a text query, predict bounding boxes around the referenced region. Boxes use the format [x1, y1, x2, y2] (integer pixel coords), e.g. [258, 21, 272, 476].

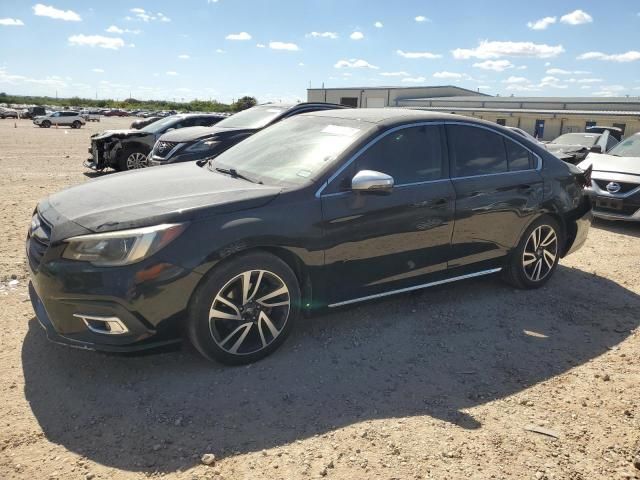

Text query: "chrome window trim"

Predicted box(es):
[315, 121, 445, 198]
[315, 120, 543, 198]
[320, 178, 451, 199]
[328, 268, 502, 308]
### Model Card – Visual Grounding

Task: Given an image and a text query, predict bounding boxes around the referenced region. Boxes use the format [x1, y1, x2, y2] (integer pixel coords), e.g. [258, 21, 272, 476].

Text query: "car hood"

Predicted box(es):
[91, 129, 150, 141]
[159, 125, 256, 143]
[546, 143, 589, 155]
[578, 153, 640, 175]
[38, 162, 281, 241]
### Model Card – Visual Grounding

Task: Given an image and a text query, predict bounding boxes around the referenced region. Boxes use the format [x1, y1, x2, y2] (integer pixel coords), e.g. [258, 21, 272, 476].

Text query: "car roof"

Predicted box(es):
[300, 107, 483, 127]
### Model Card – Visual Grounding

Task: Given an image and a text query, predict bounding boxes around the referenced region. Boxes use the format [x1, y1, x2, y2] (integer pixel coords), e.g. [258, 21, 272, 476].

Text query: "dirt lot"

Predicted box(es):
[0, 117, 639, 480]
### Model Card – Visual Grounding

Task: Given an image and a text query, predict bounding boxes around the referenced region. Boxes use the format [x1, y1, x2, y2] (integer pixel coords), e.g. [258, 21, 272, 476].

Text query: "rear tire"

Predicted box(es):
[72, 120, 81, 129]
[503, 215, 562, 289]
[187, 252, 301, 365]
[42, 120, 51, 128]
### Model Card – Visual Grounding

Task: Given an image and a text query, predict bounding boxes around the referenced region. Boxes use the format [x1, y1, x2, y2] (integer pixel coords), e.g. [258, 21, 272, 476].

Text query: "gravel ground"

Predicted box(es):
[0, 117, 639, 480]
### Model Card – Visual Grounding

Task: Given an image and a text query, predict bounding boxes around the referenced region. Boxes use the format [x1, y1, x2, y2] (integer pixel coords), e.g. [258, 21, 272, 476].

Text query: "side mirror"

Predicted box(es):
[590, 145, 603, 153]
[351, 170, 394, 194]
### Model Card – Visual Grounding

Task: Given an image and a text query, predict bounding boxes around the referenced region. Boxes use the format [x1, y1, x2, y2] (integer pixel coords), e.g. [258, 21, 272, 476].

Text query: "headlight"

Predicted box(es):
[62, 223, 186, 266]
[186, 140, 219, 153]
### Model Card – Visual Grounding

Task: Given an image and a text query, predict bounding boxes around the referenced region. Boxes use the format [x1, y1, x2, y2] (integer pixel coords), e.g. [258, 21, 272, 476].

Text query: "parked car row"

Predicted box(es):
[29, 107, 593, 365]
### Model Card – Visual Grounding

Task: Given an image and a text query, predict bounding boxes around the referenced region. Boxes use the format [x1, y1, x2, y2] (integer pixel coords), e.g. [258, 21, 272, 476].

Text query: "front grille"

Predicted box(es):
[155, 141, 177, 157]
[593, 179, 639, 194]
[27, 212, 51, 272]
[593, 204, 639, 216]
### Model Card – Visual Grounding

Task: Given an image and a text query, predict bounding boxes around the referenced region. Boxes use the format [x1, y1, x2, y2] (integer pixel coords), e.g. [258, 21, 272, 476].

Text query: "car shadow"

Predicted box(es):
[82, 170, 117, 179]
[22, 265, 640, 473]
[592, 217, 640, 239]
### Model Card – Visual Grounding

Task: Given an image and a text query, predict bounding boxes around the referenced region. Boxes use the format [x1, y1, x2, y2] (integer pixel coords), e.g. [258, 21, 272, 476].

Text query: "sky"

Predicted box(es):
[1, 1, 639, 103]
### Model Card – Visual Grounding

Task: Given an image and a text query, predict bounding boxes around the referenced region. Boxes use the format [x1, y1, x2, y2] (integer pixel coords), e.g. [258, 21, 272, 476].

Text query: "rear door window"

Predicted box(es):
[504, 138, 535, 171]
[447, 125, 508, 177]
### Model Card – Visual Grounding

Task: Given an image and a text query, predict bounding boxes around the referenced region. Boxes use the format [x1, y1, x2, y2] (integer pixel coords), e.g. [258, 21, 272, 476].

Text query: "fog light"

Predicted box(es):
[73, 314, 129, 335]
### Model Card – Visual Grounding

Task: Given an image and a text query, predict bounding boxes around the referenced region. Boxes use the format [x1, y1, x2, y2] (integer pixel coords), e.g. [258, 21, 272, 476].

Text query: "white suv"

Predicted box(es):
[33, 111, 86, 129]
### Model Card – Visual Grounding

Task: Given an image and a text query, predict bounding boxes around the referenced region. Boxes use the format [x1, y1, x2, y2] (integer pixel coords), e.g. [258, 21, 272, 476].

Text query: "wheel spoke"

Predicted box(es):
[532, 259, 543, 281]
[523, 252, 537, 266]
[259, 311, 280, 337]
[221, 322, 253, 354]
[256, 285, 288, 306]
[531, 227, 540, 250]
[540, 230, 556, 248]
[210, 294, 242, 321]
[543, 249, 556, 269]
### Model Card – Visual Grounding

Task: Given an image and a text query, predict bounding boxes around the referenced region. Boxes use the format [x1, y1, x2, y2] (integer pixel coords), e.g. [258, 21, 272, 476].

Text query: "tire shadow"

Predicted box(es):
[21, 265, 640, 473]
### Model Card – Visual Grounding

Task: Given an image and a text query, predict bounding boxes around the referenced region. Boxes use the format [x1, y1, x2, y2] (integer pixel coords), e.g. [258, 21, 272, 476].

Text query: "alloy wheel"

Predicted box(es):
[522, 225, 558, 282]
[208, 270, 290, 356]
[126, 152, 148, 169]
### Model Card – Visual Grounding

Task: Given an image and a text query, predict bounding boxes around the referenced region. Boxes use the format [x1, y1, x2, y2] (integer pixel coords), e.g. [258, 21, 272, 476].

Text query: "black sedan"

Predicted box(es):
[147, 102, 347, 166]
[86, 113, 226, 172]
[28, 109, 592, 364]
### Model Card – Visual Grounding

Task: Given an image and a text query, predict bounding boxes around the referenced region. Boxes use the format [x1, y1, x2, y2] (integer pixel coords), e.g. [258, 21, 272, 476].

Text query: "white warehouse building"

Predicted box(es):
[307, 85, 640, 140]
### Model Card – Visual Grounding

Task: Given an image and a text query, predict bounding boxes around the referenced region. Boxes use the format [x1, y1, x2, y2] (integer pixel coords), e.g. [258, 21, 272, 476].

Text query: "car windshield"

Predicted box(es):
[607, 135, 640, 157]
[209, 115, 371, 186]
[551, 133, 598, 147]
[140, 116, 180, 133]
[214, 105, 289, 129]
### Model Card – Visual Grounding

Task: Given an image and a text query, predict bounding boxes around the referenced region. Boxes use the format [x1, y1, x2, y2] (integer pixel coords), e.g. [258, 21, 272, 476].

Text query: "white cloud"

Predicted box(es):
[396, 49, 441, 59]
[106, 25, 140, 34]
[178, 54, 190, 59]
[68, 34, 125, 50]
[577, 78, 602, 83]
[350, 31, 364, 40]
[374, 21, 383, 28]
[128, 8, 170, 23]
[539, 76, 568, 88]
[334, 58, 379, 69]
[0, 67, 68, 89]
[473, 59, 513, 71]
[256, 43, 265, 48]
[577, 51, 640, 62]
[298, 62, 305, 66]
[269, 41, 299, 51]
[166, 71, 178, 76]
[560, 9, 593, 25]
[414, 16, 428, 22]
[546, 68, 590, 75]
[226, 31, 251, 40]
[402, 76, 426, 83]
[503, 76, 529, 84]
[215, 48, 225, 53]
[91, 68, 104, 73]
[516, 65, 528, 70]
[592, 85, 626, 97]
[452, 40, 564, 59]
[433, 71, 463, 79]
[307, 31, 338, 39]
[380, 71, 410, 77]
[0, 18, 24, 26]
[527, 16, 556, 30]
[33, 4, 81, 21]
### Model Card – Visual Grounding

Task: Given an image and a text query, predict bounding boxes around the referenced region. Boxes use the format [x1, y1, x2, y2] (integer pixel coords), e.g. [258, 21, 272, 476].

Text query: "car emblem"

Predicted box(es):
[606, 182, 621, 193]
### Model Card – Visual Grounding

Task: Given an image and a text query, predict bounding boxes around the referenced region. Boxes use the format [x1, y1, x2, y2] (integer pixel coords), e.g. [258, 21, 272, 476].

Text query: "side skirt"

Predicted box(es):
[327, 268, 502, 308]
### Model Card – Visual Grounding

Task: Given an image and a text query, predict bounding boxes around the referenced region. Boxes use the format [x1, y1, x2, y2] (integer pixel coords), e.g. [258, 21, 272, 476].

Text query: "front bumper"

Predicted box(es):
[27, 228, 204, 352]
[585, 182, 640, 222]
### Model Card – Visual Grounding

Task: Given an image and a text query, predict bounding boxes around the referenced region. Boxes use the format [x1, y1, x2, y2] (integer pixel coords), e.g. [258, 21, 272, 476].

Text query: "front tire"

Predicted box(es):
[187, 252, 301, 365]
[503, 215, 562, 289]
[118, 148, 148, 171]
[42, 120, 51, 128]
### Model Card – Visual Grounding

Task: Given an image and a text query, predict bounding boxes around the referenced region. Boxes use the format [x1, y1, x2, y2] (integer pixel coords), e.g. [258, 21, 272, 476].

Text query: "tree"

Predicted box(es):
[233, 96, 257, 112]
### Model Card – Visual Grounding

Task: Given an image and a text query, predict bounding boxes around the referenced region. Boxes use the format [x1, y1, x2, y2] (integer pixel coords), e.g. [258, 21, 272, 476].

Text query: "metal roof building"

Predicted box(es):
[307, 86, 640, 140]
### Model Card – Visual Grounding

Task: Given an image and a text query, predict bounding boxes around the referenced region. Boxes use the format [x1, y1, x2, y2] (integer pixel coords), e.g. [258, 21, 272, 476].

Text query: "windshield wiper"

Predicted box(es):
[214, 167, 261, 184]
